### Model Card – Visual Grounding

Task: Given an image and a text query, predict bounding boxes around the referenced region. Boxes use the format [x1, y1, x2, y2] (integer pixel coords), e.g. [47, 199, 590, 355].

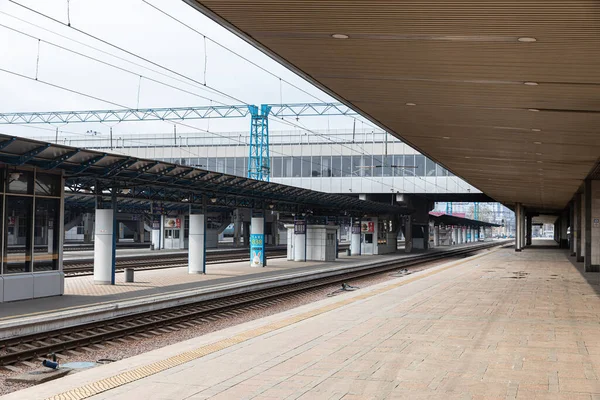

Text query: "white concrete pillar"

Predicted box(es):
[287, 227, 294, 260]
[294, 230, 306, 262]
[515, 203, 522, 252]
[433, 226, 439, 247]
[351, 231, 361, 256]
[250, 217, 265, 267]
[94, 209, 114, 285]
[188, 214, 205, 274]
[151, 216, 160, 250]
[462, 227, 467, 244]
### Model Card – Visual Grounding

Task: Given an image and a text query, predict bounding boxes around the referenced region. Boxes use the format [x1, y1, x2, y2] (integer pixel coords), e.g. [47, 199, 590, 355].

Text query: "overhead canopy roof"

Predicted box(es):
[0, 134, 404, 216]
[186, 0, 600, 213]
[429, 213, 499, 228]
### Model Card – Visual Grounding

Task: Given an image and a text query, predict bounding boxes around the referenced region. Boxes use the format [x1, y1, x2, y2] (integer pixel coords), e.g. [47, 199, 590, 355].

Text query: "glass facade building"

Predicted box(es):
[0, 167, 64, 302]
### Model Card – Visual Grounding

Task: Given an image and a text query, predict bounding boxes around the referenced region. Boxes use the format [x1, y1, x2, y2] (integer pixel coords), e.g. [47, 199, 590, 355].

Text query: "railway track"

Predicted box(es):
[63, 246, 349, 276]
[0, 241, 506, 367]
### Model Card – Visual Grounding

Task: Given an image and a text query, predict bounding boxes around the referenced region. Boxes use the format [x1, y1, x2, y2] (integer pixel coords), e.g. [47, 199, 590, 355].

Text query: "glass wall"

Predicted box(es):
[159, 154, 454, 179]
[1, 169, 63, 275]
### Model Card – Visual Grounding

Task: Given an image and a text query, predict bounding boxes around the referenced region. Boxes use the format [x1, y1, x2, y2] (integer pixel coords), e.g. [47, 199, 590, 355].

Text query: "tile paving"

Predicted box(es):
[7, 240, 600, 400]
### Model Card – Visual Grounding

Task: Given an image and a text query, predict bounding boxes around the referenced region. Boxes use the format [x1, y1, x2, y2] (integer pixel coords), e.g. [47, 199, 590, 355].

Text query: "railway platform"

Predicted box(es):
[0, 241, 501, 341]
[5, 240, 592, 400]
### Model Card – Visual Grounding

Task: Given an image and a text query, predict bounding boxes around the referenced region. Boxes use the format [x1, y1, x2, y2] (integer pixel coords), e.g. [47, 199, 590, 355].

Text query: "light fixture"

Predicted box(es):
[9, 172, 21, 181]
[535, 152, 543, 156]
[533, 141, 542, 145]
[524, 82, 538, 86]
[465, 156, 471, 159]
[442, 136, 451, 139]
[268, 203, 275, 209]
[518, 37, 537, 43]
[405, 102, 417, 106]
[528, 108, 540, 112]
[332, 34, 349, 39]
[531, 128, 542, 132]
[210, 197, 217, 203]
[537, 161, 543, 164]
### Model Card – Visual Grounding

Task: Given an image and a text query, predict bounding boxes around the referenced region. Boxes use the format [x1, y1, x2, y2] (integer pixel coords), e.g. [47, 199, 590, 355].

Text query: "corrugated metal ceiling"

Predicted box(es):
[187, 0, 600, 212]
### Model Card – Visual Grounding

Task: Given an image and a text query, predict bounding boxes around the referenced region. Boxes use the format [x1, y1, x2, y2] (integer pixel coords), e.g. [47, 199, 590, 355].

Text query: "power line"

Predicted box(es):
[141, 0, 383, 132]
[0, 10, 232, 104]
[0, 67, 130, 109]
[9, 0, 250, 105]
[0, 22, 231, 106]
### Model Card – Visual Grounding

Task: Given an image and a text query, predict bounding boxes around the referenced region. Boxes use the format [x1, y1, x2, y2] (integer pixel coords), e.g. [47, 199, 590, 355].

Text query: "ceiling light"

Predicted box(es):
[536, 153, 543, 156]
[533, 141, 542, 145]
[465, 156, 471, 159]
[332, 34, 349, 39]
[518, 37, 537, 43]
[405, 102, 417, 106]
[442, 136, 451, 139]
[531, 128, 542, 132]
[524, 82, 538, 86]
[528, 108, 540, 112]
[537, 161, 543, 164]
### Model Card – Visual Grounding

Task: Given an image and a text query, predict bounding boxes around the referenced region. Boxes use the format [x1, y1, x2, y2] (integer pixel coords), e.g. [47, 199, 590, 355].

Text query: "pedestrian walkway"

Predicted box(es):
[6, 243, 598, 399]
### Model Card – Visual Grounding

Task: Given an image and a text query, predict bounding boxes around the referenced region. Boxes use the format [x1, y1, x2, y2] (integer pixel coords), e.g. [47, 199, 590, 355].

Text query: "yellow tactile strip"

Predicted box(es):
[45, 248, 499, 400]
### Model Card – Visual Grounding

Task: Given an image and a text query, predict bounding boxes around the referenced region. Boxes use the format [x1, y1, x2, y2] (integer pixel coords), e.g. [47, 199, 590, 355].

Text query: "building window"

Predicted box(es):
[426, 158, 436, 176]
[4, 196, 33, 274]
[282, 157, 293, 178]
[35, 173, 61, 196]
[321, 156, 332, 177]
[33, 198, 60, 271]
[436, 164, 448, 177]
[394, 155, 405, 176]
[331, 156, 341, 177]
[414, 155, 425, 177]
[7, 170, 33, 195]
[342, 156, 352, 177]
[301, 157, 312, 177]
[292, 157, 301, 177]
[226, 158, 235, 175]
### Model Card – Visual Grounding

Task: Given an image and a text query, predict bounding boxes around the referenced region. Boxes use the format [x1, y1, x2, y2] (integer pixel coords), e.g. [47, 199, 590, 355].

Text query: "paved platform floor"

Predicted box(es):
[0, 241, 473, 321]
[6, 241, 599, 400]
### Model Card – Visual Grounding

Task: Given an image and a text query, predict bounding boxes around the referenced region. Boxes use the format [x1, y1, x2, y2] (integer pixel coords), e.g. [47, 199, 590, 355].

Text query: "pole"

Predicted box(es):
[110, 126, 113, 150]
[55, 126, 58, 144]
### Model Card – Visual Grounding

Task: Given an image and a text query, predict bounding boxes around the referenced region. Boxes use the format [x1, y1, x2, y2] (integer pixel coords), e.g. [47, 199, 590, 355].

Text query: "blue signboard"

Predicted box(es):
[466, 231, 471, 241]
[250, 233, 265, 267]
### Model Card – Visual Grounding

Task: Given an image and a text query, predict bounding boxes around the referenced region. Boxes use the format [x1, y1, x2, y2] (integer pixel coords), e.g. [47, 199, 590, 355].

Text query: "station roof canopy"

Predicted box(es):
[429, 213, 500, 228]
[0, 134, 404, 215]
[185, 0, 600, 213]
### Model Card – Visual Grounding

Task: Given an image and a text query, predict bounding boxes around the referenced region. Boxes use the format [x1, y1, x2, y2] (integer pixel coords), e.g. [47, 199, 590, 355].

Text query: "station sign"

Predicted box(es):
[294, 220, 306, 235]
[250, 233, 265, 267]
[165, 218, 181, 229]
[361, 221, 374, 233]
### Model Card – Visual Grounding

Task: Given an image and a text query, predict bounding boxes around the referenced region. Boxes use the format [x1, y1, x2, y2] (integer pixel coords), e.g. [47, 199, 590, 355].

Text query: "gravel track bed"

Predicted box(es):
[0, 250, 484, 396]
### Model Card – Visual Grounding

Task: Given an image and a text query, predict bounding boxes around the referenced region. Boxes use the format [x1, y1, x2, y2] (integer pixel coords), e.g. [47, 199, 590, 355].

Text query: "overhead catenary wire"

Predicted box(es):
[141, 0, 384, 133]
[0, 23, 231, 107]
[5, 3, 468, 193]
[9, 0, 250, 106]
[0, 67, 130, 109]
[0, 10, 233, 103]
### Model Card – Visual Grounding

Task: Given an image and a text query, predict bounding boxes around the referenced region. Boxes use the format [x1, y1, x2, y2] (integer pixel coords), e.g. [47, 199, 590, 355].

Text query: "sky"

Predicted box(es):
[0, 0, 381, 143]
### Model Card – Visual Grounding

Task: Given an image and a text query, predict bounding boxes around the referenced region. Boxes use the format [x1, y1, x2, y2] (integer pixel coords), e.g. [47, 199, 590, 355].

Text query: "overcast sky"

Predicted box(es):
[0, 0, 381, 143]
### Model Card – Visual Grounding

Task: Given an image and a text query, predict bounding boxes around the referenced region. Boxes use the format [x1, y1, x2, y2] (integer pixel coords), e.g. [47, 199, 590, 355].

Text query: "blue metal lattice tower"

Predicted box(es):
[248, 105, 271, 181]
[474, 202, 480, 220]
